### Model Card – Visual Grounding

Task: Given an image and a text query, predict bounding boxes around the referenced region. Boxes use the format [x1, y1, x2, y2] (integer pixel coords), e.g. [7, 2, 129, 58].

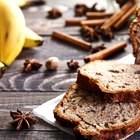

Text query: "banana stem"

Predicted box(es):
[0, 62, 7, 78]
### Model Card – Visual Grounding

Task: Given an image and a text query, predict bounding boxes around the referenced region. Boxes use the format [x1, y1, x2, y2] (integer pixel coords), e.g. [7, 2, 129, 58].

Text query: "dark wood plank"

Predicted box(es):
[0, 0, 137, 139]
[0, 130, 76, 140]
[19, 35, 131, 60]
[0, 92, 62, 129]
[0, 91, 75, 139]
[0, 91, 139, 140]
[0, 35, 131, 92]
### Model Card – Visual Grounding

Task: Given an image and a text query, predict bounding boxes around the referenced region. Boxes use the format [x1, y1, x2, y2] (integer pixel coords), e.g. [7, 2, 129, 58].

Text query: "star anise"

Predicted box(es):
[98, 28, 114, 41]
[74, 4, 88, 16]
[9, 109, 38, 131]
[23, 59, 42, 73]
[91, 44, 106, 54]
[67, 60, 80, 70]
[81, 25, 100, 42]
[47, 8, 62, 19]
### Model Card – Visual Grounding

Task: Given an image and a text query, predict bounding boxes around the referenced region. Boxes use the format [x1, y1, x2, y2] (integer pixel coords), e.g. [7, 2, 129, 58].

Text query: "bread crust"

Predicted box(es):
[76, 60, 140, 103]
[53, 83, 140, 140]
[129, 12, 140, 64]
[54, 84, 80, 127]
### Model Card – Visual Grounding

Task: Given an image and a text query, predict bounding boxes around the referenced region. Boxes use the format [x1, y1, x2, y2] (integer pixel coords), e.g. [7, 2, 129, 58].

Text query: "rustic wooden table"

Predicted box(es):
[0, 0, 140, 139]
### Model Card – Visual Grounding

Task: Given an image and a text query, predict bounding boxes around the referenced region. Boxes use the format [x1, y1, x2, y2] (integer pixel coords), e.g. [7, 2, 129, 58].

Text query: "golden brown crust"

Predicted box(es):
[77, 70, 140, 103]
[53, 83, 81, 127]
[74, 108, 140, 140]
[53, 83, 140, 140]
[76, 60, 140, 103]
[129, 18, 138, 57]
[129, 8, 140, 64]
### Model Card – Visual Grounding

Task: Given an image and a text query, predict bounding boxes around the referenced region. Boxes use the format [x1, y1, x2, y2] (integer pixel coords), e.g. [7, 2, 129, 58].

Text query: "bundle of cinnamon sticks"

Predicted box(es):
[51, 1, 137, 63]
[101, 1, 137, 30]
[65, 1, 137, 30]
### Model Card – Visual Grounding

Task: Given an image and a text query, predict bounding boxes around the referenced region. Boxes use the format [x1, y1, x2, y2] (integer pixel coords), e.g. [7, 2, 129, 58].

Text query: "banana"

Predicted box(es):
[14, 0, 28, 8]
[0, 0, 25, 66]
[24, 27, 44, 48]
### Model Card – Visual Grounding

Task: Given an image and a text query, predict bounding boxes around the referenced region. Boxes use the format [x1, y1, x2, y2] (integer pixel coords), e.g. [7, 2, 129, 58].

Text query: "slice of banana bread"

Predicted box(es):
[129, 8, 140, 64]
[76, 60, 140, 102]
[53, 83, 140, 140]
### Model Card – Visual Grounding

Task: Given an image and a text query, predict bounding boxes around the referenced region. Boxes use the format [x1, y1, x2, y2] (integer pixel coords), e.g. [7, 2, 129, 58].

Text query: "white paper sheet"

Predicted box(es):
[33, 53, 137, 139]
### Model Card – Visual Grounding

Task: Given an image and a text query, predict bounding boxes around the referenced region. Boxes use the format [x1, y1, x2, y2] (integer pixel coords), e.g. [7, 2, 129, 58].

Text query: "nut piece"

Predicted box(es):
[67, 59, 80, 70]
[46, 57, 59, 70]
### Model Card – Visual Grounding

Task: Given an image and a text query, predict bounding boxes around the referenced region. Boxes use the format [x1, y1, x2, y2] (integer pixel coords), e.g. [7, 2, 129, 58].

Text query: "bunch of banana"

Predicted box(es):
[24, 27, 44, 48]
[0, 0, 43, 68]
[14, 0, 46, 8]
[14, 0, 28, 8]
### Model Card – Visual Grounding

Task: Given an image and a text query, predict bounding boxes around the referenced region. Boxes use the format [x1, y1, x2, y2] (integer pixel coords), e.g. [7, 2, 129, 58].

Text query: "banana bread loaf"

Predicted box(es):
[76, 60, 140, 102]
[53, 83, 140, 140]
[129, 8, 140, 64]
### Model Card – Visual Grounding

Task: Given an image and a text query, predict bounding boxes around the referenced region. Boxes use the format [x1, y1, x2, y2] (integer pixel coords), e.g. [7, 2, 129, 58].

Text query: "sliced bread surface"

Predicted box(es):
[53, 83, 140, 140]
[76, 60, 140, 102]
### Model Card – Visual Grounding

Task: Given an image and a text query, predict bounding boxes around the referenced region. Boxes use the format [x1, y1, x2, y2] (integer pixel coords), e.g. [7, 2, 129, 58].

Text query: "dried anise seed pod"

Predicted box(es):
[67, 60, 80, 70]
[74, 4, 88, 16]
[81, 25, 100, 42]
[98, 28, 114, 41]
[89, 3, 105, 12]
[23, 59, 42, 73]
[9, 109, 38, 131]
[47, 8, 62, 19]
[91, 44, 106, 54]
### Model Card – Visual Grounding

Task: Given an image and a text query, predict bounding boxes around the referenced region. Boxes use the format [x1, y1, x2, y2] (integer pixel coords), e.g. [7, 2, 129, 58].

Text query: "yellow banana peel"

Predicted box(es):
[14, 0, 29, 8]
[24, 27, 44, 48]
[0, 0, 25, 66]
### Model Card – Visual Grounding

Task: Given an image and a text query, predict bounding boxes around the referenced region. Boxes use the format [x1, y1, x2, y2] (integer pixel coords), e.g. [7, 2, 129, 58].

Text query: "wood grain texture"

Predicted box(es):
[0, 35, 131, 92]
[0, 0, 138, 139]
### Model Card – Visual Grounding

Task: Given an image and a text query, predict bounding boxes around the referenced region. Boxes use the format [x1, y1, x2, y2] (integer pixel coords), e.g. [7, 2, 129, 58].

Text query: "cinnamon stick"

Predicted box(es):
[114, 4, 137, 29]
[81, 19, 107, 26]
[52, 31, 92, 50]
[86, 12, 113, 19]
[65, 18, 85, 26]
[101, 2, 133, 30]
[84, 41, 127, 63]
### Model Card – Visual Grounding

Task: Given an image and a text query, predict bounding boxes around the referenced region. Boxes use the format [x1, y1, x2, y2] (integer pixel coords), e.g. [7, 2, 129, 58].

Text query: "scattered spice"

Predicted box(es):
[91, 44, 106, 54]
[45, 57, 59, 70]
[67, 60, 80, 70]
[52, 31, 92, 50]
[47, 8, 62, 19]
[74, 3, 105, 17]
[99, 28, 114, 41]
[23, 59, 42, 73]
[74, 4, 88, 16]
[81, 25, 100, 41]
[84, 41, 127, 63]
[9, 109, 38, 131]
